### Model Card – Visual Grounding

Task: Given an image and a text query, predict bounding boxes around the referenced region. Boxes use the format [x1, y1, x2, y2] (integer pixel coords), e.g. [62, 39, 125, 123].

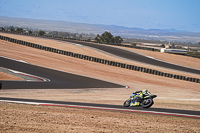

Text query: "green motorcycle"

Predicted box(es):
[123, 94, 157, 108]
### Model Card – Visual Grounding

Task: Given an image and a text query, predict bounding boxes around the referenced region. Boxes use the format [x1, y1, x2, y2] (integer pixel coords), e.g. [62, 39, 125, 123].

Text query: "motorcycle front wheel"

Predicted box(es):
[123, 100, 130, 107]
[141, 98, 154, 108]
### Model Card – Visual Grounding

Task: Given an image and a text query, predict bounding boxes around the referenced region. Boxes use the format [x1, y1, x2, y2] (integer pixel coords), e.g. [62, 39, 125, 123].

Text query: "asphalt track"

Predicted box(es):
[61, 39, 200, 75]
[0, 97, 199, 119]
[0, 56, 125, 89]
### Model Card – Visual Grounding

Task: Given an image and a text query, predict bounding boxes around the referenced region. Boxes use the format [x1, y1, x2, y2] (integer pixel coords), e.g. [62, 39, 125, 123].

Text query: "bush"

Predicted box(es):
[94, 31, 123, 44]
[38, 30, 45, 36]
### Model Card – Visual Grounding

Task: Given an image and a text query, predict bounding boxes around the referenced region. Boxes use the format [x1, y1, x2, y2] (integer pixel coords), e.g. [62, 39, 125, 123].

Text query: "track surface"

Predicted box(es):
[63, 39, 200, 75]
[0, 97, 199, 119]
[0, 56, 124, 89]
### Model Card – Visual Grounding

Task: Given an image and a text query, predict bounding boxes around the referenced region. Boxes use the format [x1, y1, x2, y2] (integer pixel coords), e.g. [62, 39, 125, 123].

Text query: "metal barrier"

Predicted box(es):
[0, 34, 199, 84]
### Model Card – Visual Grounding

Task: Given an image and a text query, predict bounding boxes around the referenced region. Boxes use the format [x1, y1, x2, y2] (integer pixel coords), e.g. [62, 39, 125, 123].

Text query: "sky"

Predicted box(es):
[0, 0, 200, 32]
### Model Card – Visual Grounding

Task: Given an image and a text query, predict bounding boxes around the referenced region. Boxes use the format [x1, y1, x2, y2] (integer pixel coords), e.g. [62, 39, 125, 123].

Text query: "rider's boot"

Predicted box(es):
[130, 102, 140, 107]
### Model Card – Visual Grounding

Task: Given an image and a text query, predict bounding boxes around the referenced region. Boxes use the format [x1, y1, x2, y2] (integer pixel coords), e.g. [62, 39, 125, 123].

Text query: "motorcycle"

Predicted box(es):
[123, 93, 157, 108]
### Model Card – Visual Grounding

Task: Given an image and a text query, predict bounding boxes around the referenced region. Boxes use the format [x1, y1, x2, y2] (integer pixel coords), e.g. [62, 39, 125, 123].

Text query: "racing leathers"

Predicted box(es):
[130, 90, 151, 106]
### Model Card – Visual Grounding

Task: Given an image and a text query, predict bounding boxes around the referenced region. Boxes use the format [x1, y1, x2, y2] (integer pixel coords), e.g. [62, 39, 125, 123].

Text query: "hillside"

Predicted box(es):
[1, 16, 200, 43]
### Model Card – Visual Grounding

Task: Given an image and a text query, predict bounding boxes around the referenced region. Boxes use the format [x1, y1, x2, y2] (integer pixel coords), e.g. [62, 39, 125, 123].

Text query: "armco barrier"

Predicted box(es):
[0, 34, 199, 84]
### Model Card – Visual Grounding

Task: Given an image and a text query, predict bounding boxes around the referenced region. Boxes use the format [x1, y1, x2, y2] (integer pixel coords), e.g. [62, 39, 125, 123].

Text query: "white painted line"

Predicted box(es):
[0, 100, 40, 105]
[145, 56, 156, 59]
[0, 56, 29, 64]
[8, 69, 24, 74]
[75, 44, 82, 47]
[8, 69, 51, 82]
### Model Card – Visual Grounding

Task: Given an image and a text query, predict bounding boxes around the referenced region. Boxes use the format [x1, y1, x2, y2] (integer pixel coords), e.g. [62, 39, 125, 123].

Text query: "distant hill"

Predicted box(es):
[0, 16, 200, 43]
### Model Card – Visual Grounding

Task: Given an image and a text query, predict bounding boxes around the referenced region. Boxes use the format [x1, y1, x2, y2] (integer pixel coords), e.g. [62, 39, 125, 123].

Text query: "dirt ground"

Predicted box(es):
[0, 33, 200, 132]
[0, 102, 200, 133]
[0, 72, 22, 81]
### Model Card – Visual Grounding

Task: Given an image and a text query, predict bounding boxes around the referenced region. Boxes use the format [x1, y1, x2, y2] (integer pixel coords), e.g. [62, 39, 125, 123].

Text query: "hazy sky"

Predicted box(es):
[0, 0, 200, 32]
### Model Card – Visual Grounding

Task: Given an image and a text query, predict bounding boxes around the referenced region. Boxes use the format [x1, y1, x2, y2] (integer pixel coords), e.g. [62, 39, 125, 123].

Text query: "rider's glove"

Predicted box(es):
[130, 93, 136, 98]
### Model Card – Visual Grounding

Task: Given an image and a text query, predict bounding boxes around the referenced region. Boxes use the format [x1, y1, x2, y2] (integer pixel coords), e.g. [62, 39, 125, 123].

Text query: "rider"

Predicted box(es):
[130, 89, 151, 106]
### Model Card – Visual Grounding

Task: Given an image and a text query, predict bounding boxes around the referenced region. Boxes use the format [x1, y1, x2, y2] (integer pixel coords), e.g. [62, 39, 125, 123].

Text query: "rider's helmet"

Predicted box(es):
[142, 89, 148, 94]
